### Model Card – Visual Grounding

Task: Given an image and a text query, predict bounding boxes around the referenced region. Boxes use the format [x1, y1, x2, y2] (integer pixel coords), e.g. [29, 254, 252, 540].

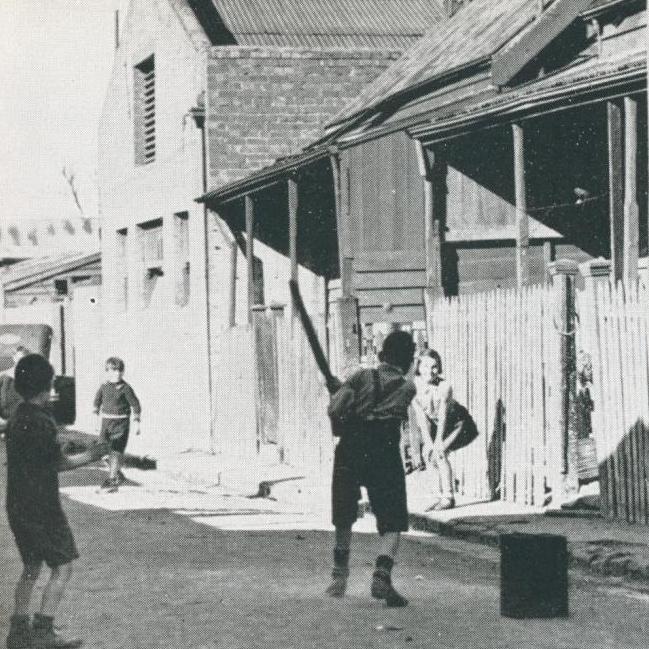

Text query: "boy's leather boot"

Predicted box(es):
[31, 614, 82, 649]
[325, 547, 350, 598]
[6, 614, 31, 649]
[371, 555, 408, 607]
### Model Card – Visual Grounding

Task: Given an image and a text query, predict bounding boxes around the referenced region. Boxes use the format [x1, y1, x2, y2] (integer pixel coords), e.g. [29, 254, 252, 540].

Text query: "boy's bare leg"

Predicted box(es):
[379, 531, 400, 559]
[40, 562, 73, 617]
[108, 451, 120, 481]
[31, 562, 82, 648]
[325, 525, 352, 597]
[14, 562, 41, 615]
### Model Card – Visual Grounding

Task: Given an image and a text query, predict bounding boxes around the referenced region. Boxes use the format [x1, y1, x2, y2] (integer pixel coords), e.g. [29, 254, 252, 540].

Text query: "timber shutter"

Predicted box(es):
[134, 55, 155, 165]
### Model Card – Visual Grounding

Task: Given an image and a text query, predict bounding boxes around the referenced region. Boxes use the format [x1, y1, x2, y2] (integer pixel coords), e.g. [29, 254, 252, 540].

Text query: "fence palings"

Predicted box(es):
[583, 279, 649, 523]
[425, 283, 555, 506]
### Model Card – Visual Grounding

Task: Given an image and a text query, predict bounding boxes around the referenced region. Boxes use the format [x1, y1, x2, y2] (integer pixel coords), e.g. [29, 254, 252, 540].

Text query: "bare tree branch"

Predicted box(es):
[61, 165, 85, 218]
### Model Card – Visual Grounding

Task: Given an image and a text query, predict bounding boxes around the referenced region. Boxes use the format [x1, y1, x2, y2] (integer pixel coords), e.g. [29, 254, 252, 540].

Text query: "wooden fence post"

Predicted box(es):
[579, 258, 611, 516]
[548, 259, 579, 505]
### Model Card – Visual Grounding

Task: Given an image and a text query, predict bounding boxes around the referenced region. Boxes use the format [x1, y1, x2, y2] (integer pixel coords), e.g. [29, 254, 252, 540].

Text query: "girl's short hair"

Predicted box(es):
[415, 348, 443, 376]
[14, 354, 55, 399]
[105, 356, 125, 372]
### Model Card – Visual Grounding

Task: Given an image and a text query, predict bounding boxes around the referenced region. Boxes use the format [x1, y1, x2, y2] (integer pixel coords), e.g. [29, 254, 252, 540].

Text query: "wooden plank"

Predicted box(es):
[358, 304, 425, 325]
[353, 250, 426, 272]
[608, 101, 625, 282]
[491, 0, 593, 86]
[353, 270, 426, 291]
[356, 288, 424, 308]
[629, 282, 646, 523]
[609, 282, 627, 520]
[600, 281, 615, 518]
[619, 283, 635, 521]
[458, 277, 518, 295]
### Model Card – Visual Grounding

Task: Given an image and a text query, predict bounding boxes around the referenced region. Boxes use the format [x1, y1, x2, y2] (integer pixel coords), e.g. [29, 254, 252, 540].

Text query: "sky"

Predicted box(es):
[0, 0, 130, 228]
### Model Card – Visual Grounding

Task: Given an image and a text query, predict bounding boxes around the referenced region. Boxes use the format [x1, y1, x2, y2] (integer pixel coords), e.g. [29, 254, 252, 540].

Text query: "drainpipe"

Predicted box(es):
[189, 97, 215, 453]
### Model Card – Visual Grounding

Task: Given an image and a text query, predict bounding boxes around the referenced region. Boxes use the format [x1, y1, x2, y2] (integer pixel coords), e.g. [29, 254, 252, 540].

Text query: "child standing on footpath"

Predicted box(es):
[6, 354, 108, 649]
[93, 357, 141, 493]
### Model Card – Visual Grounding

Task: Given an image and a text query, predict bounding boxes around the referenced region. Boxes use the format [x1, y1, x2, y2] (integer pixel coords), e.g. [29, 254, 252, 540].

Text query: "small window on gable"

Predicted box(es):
[138, 218, 163, 308]
[174, 212, 190, 307]
[116, 228, 128, 311]
[134, 55, 155, 165]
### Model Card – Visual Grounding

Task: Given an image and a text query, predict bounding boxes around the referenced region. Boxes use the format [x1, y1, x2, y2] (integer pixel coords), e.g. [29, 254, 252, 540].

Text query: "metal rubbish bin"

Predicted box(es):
[500, 532, 568, 618]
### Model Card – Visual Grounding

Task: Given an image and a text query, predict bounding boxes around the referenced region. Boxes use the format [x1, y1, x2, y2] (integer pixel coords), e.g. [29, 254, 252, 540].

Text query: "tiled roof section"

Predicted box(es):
[330, 0, 552, 126]
[1, 251, 101, 290]
[208, 0, 445, 46]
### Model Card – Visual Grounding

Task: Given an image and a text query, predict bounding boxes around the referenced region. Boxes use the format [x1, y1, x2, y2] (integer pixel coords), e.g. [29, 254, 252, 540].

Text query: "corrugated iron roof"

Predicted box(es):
[1, 251, 101, 291]
[231, 33, 423, 49]
[409, 48, 646, 140]
[329, 0, 555, 126]
[208, 0, 445, 45]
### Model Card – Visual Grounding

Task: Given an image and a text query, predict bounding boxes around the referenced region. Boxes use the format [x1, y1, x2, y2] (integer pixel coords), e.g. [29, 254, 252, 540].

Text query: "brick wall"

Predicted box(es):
[206, 47, 401, 187]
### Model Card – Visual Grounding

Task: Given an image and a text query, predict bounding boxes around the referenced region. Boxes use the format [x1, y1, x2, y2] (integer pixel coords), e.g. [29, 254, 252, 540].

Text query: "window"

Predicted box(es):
[174, 212, 190, 306]
[54, 279, 69, 297]
[134, 55, 155, 165]
[116, 228, 128, 311]
[138, 219, 163, 308]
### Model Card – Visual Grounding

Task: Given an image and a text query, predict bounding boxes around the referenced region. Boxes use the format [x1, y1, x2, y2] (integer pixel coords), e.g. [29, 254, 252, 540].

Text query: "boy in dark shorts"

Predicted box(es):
[325, 331, 416, 607]
[5, 354, 108, 649]
[93, 357, 141, 493]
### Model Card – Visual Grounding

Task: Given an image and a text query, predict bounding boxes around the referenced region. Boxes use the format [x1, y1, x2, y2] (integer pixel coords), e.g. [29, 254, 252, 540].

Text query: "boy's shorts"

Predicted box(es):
[100, 418, 130, 453]
[8, 508, 79, 568]
[331, 426, 409, 535]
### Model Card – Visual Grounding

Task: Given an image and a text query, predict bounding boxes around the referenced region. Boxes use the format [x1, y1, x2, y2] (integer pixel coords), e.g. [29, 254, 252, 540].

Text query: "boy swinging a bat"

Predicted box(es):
[289, 282, 416, 606]
[326, 331, 417, 606]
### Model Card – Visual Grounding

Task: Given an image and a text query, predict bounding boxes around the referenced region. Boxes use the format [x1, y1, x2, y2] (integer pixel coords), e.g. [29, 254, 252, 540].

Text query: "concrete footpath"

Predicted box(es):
[62, 429, 649, 587]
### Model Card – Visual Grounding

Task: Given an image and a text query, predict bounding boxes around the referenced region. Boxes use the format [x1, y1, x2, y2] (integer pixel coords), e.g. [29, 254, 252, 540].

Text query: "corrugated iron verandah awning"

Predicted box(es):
[196, 146, 330, 207]
[409, 50, 647, 143]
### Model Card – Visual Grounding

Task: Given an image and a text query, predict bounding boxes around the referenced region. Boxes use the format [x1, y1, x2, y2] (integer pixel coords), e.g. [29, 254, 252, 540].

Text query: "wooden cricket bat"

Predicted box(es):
[288, 279, 341, 395]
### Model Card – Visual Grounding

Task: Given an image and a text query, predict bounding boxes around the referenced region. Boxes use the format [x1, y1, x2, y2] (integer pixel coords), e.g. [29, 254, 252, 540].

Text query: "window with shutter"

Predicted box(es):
[138, 219, 163, 308]
[134, 55, 155, 165]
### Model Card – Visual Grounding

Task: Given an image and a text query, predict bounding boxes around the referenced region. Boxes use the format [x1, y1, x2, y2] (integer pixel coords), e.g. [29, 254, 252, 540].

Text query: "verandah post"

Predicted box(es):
[415, 139, 444, 344]
[548, 259, 580, 505]
[513, 123, 530, 288]
[579, 258, 612, 517]
[623, 96, 639, 282]
[329, 151, 360, 378]
[245, 194, 256, 324]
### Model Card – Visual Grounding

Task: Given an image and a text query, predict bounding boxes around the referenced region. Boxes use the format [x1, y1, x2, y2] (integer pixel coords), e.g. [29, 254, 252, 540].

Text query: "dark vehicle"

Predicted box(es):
[0, 324, 75, 426]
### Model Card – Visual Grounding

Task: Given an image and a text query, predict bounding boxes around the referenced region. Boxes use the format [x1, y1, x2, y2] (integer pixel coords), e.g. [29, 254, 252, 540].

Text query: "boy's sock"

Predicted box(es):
[6, 614, 31, 649]
[325, 547, 350, 598]
[32, 613, 82, 649]
[371, 555, 408, 607]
